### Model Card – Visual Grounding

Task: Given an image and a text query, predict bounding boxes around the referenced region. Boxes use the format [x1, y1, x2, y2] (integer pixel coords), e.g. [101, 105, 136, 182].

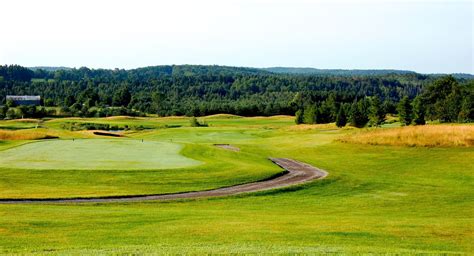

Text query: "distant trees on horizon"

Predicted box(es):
[0, 64, 472, 125]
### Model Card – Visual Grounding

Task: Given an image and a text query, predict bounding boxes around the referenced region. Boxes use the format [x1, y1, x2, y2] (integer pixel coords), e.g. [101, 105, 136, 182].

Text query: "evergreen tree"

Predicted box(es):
[397, 96, 413, 126]
[349, 101, 369, 128]
[382, 100, 396, 114]
[412, 95, 426, 125]
[368, 96, 385, 127]
[335, 106, 347, 128]
[440, 85, 462, 122]
[316, 101, 332, 124]
[326, 93, 339, 121]
[303, 105, 316, 124]
[295, 109, 304, 124]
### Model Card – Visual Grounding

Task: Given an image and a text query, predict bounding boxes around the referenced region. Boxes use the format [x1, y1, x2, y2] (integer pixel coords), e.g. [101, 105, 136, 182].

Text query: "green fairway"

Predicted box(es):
[0, 116, 472, 254]
[0, 139, 200, 170]
[0, 135, 280, 199]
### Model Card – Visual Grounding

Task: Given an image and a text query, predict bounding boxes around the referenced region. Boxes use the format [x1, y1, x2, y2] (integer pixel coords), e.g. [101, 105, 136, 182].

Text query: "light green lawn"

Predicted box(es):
[0, 139, 280, 199]
[0, 116, 472, 254]
[0, 139, 200, 170]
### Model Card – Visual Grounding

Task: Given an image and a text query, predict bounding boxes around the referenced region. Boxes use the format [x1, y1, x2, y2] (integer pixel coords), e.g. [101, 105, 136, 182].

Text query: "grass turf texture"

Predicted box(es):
[0, 116, 472, 254]
[0, 139, 200, 170]
[0, 140, 279, 199]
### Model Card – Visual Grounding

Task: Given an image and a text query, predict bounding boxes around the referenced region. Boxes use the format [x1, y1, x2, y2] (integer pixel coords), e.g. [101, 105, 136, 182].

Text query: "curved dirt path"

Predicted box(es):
[0, 158, 327, 204]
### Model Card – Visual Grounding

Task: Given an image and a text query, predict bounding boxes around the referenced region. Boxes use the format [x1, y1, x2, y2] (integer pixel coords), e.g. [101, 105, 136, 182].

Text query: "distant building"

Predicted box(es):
[6, 95, 41, 106]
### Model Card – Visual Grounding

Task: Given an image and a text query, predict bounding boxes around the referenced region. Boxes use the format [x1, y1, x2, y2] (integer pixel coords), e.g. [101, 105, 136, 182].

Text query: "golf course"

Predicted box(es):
[0, 115, 472, 254]
[2, 0, 473, 253]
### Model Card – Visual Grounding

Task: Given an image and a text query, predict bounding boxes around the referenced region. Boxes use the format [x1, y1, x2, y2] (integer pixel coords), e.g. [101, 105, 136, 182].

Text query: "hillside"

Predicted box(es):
[1, 64, 430, 116]
[263, 67, 417, 76]
[263, 67, 474, 79]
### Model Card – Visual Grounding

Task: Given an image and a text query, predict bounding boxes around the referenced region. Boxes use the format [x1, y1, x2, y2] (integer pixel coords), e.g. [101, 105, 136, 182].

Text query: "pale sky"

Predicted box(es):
[1, 0, 472, 73]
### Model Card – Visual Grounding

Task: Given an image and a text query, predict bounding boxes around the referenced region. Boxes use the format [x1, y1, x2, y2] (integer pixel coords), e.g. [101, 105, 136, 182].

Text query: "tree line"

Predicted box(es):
[0, 65, 472, 124]
[294, 76, 473, 127]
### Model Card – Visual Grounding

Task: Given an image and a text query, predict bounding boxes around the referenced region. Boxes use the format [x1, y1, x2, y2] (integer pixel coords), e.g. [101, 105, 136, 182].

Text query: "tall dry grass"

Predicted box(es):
[339, 125, 474, 147]
[0, 129, 58, 140]
[285, 123, 338, 131]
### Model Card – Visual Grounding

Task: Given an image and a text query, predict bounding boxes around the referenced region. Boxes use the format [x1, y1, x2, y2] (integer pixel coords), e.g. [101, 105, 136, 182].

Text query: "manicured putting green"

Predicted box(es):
[0, 139, 201, 170]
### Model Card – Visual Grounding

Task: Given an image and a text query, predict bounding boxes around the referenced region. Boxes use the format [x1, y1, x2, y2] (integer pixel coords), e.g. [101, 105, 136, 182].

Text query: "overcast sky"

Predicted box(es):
[1, 0, 472, 73]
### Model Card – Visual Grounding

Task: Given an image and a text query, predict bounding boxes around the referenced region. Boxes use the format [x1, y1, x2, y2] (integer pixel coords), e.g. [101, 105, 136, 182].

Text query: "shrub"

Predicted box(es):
[189, 117, 208, 127]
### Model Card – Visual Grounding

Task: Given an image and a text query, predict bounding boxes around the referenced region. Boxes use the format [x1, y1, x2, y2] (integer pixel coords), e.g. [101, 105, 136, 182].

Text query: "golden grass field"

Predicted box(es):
[0, 128, 95, 140]
[0, 129, 57, 140]
[339, 124, 474, 147]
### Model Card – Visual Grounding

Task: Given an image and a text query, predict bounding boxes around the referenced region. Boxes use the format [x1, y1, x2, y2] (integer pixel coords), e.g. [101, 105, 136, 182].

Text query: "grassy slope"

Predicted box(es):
[0, 117, 472, 254]
[0, 139, 201, 170]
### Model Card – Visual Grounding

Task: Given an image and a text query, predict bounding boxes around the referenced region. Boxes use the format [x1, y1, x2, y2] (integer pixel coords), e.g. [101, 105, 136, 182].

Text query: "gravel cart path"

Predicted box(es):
[0, 158, 328, 204]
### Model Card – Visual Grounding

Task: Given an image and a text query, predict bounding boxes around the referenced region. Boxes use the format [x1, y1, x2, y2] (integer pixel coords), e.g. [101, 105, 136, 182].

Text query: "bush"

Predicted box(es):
[189, 117, 208, 127]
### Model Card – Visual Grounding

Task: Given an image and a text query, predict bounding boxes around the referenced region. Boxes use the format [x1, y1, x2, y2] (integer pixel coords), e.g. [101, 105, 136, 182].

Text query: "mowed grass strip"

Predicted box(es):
[0, 138, 280, 199]
[0, 139, 200, 170]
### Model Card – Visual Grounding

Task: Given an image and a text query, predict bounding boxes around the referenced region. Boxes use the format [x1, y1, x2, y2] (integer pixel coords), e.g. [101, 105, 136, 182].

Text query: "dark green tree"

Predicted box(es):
[151, 92, 165, 115]
[112, 86, 132, 107]
[458, 92, 473, 123]
[0, 105, 7, 119]
[6, 98, 15, 108]
[295, 109, 304, 124]
[423, 75, 463, 122]
[63, 95, 75, 107]
[349, 100, 369, 128]
[303, 105, 316, 124]
[397, 96, 413, 126]
[368, 96, 385, 127]
[78, 88, 99, 107]
[316, 101, 332, 124]
[412, 95, 426, 125]
[326, 93, 339, 121]
[44, 98, 54, 107]
[335, 106, 347, 128]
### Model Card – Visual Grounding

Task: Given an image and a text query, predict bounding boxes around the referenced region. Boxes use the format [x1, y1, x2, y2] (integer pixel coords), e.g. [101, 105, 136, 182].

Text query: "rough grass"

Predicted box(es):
[339, 124, 474, 147]
[284, 123, 339, 131]
[0, 129, 57, 140]
[203, 113, 243, 119]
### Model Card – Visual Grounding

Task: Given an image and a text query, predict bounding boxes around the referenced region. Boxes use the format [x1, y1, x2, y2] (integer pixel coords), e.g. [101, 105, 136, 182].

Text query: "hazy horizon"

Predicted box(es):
[1, 0, 472, 74]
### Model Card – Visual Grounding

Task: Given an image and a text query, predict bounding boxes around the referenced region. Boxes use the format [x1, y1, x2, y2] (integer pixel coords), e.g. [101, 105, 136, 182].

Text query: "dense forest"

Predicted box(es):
[0, 64, 472, 125]
[264, 67, 474, 79]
